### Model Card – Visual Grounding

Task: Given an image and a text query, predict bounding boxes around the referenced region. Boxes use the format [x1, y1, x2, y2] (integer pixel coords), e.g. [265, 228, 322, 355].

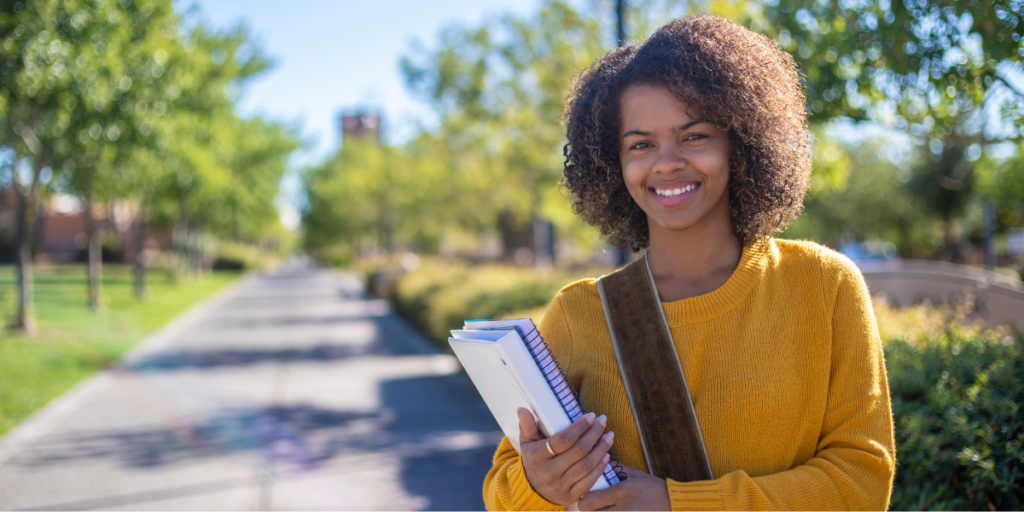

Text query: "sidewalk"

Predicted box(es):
[0, 264, 501, 510]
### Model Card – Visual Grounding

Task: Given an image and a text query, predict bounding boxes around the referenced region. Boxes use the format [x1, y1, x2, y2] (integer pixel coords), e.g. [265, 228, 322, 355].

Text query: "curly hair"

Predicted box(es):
[562, 15, 812, 251]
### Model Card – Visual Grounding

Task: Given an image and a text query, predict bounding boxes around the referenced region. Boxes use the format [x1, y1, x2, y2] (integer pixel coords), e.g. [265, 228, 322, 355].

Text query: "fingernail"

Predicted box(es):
[603, 432, 614, 444]
[602, 454, 610, 464]
[584, 412, 596, 424]
[597, 414, 607, 427]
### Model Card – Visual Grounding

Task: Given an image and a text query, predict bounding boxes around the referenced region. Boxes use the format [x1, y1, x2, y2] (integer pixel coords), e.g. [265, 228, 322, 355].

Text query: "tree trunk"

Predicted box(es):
[12, 156, 39, 335]
[195, 226, 203, 278]
[83, 197, 103, 311]
[134, 199, 148, 300]
[186, 223, 201, 278]
[171, 210, 187, 282]
[530, 189, 553, 268]
[532, 214, 553, 268]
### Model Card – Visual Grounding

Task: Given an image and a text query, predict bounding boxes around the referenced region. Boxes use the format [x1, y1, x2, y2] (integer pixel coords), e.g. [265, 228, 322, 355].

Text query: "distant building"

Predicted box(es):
[340, 111, 382, 142]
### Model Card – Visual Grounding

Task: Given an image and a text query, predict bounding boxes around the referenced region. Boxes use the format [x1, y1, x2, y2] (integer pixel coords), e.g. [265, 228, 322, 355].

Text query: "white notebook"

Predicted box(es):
[449, 318, 620, 491]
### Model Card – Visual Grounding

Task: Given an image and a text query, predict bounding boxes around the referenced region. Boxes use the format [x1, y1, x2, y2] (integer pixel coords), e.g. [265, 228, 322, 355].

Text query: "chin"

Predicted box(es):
[650, 217, 701, 233]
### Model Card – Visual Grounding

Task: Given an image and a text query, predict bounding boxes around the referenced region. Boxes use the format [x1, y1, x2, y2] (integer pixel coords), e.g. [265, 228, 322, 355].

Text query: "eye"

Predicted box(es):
[630, 141, 653, 150]
[684, 133, 708, 141]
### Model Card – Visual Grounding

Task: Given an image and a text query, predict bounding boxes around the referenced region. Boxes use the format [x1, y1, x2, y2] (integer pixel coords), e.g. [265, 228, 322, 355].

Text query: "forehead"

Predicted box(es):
[619, 85, 701, 131]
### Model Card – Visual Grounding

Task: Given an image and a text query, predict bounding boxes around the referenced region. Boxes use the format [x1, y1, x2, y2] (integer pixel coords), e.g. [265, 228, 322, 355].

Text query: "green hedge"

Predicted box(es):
[387, 263, 1024, 509]
[878, 300, 1023, 510]
[388, 259, 592, 345]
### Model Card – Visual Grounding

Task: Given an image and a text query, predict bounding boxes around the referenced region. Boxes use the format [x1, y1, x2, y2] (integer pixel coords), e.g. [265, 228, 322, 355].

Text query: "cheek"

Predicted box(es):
[620, 160, 646, 196]
[701, 145, 732, 187]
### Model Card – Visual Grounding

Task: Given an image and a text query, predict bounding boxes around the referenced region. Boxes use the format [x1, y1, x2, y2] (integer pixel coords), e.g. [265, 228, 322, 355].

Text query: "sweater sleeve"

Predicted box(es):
[665, 256, 896, 511]
[482, 290, 577, 511]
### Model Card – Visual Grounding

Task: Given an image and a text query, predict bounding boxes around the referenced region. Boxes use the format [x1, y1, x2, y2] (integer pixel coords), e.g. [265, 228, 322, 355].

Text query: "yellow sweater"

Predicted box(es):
[483, 239, 896, 511]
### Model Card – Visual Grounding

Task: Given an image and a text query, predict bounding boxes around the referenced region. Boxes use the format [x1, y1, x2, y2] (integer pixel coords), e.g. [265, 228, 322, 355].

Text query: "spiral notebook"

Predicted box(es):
[449, 318, 620, 491]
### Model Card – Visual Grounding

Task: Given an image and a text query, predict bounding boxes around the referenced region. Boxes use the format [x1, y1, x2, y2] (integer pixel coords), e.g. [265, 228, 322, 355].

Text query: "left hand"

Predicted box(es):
[578, 465, 671, 511]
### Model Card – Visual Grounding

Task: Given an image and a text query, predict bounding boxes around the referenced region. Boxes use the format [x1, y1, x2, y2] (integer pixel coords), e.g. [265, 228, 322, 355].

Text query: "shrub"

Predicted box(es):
[388, 259, 601, 345]
[879, 298, 1024, 510]
[212, 241, 277, 272]
[312, 244, 354, 268]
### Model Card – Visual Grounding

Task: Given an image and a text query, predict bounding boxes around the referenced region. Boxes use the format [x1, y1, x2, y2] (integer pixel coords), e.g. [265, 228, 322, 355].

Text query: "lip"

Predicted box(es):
[648, 181, 701, 207]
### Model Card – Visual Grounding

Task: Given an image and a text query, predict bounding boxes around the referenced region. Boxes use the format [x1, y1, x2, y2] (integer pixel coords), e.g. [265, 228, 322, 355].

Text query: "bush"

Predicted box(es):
[212, 241, 277, 272]
[878, 298, 1024, 510]
[311, 244, 354, 268]
[388, 259, 601, 345]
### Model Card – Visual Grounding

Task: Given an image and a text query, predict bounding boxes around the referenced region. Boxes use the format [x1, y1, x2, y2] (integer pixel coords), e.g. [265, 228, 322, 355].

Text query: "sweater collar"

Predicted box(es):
[657, 238, 771, 327]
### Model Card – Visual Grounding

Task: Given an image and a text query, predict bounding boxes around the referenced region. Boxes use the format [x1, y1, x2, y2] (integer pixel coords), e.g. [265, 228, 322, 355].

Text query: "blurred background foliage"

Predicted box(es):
[0, 0, 298, 331]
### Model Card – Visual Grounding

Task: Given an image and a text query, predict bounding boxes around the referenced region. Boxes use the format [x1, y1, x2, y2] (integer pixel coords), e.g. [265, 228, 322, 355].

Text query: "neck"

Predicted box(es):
[645, 207, 742, 302]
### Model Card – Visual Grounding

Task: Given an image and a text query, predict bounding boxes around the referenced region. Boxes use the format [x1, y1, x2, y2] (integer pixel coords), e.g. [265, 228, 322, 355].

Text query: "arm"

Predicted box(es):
[484, 293, 612, 511]
[664, 259, 896, 511]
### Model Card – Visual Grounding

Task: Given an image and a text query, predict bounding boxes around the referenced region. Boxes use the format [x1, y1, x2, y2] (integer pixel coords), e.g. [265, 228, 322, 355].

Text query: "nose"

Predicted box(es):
[652, 144, 686, 175]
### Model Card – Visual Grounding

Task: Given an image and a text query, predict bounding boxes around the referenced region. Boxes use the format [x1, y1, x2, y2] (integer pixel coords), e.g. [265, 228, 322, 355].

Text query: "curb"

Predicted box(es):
[0, 273, 255, 468]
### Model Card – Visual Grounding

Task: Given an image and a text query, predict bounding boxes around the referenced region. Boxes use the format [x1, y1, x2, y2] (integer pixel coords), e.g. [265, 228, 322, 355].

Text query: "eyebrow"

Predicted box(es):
[621, 119, 709, 139]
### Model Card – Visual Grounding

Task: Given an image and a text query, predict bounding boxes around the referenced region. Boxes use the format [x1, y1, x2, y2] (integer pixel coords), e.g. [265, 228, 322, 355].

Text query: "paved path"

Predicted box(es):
[0, 264, 502, 511]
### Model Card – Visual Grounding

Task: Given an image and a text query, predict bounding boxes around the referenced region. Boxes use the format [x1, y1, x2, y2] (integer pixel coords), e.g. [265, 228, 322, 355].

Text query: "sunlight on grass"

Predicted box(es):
[0, 265, 240, 437]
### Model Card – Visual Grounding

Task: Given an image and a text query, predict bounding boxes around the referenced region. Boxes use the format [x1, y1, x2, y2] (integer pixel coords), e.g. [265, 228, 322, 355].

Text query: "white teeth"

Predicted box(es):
[655, 184, 696, 197]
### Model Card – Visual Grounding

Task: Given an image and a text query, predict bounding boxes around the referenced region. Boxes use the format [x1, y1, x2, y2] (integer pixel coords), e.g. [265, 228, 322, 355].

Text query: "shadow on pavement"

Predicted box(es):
[125, 308, 423, 371]
[12, 405, 381, 470]
[125, 342, 391, 371]
[8, 268, 503, 510]
[13, 373, 502, 511]
[380, 373, 502, 511]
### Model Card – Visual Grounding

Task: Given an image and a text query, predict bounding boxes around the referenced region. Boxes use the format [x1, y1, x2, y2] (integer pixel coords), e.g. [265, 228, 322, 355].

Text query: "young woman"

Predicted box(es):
[482, 15, 896, 511]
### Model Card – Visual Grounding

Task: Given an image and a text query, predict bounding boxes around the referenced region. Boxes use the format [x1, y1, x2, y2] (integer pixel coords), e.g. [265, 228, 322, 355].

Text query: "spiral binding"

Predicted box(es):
[515, 321, 622, 486]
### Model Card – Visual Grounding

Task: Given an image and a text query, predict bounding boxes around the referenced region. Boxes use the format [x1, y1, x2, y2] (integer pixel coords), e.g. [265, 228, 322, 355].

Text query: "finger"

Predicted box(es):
[618, 465, 647, 479]
[547, 412, 596, 456]
[563, 428, 614, 480]
[517, 408, 542, 444]
[568, 453, 611, 503]
[577, 484, 617, 512]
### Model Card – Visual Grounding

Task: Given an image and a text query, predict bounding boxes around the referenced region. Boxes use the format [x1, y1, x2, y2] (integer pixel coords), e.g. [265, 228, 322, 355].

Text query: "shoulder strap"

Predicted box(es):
[597, 254, 713, 482]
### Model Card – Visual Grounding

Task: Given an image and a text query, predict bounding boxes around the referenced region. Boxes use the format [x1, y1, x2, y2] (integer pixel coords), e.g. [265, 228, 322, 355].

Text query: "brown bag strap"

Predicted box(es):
[597, 253, 713, 482]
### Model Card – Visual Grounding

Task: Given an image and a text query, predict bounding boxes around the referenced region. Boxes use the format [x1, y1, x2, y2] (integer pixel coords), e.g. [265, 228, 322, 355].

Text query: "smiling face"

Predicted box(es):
[619, 85, 733, 239]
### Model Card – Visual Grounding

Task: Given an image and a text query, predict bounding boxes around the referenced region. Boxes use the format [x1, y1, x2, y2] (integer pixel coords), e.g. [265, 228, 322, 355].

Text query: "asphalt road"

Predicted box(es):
[0, 264, 502, 511]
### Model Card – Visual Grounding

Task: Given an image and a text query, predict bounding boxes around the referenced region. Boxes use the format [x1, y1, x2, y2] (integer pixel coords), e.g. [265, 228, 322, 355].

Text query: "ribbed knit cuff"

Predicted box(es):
[506, 458, 565, 511]
[666, 478, 722, 511]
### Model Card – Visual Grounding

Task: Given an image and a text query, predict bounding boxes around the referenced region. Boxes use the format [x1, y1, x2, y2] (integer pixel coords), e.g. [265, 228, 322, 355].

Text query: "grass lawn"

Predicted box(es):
[0, 264, 241, 437]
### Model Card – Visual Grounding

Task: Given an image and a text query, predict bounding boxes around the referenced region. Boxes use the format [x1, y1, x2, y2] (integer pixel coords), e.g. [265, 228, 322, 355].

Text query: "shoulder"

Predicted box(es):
[771, 238, 871, 320]
[542, 277, 608, 340]
[549, 278, 603, 318]
[539, 278, 606, 370]
[770, 238, 861, 283]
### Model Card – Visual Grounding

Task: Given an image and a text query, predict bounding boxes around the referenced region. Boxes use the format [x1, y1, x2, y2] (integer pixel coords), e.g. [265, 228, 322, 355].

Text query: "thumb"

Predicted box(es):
[517, 407, 542, 443]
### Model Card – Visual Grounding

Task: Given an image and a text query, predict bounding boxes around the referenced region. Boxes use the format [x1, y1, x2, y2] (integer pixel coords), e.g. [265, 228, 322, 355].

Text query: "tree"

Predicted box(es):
[53, 0, 183, 309]
[2, 0, 294, 324]
[152, 24, 280, 281]
[757, 1, 1024, 126]
[400, 1, 608, 264]
[755, 0, 1024, 256]
[0, 0, 82, 332]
